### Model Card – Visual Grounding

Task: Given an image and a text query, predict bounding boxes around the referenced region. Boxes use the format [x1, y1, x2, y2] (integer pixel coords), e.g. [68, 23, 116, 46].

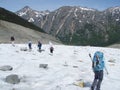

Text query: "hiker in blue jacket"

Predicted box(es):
[38, 41, 42, 52]
[90, 51, 108, 90]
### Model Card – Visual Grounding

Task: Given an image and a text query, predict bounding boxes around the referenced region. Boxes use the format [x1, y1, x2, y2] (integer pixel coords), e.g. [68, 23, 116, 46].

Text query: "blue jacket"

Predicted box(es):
[93, 51, 105, 71]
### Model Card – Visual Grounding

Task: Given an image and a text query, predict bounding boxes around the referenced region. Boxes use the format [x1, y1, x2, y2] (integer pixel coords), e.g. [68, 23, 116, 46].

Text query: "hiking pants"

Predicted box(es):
[29, 44, 32, 49]
[50, 49, 53, 53]
[91, 70, 103, 90]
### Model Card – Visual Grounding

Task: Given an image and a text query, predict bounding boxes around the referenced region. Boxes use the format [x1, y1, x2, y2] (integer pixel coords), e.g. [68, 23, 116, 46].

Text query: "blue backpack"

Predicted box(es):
[92, 51, 105, 71]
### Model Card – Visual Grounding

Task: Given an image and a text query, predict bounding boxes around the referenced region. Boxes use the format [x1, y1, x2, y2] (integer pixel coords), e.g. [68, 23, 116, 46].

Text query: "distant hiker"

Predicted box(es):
[49, 41, 54, 55]
[28, 40, 32, 50]
[50, 46, 54, 54]
[10, 36, 15, 46]
[38, 41, 42, 52]
[90, 51, 108, 90]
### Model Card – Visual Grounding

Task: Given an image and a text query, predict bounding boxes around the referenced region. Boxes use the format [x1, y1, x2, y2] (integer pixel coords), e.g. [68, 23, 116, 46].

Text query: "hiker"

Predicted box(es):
[37, 41, 42, 52]
[28, 40, 32, 50]
[90, 51, 108, 90]
[50, 46, 54, 54]
[49, 41, 54, 54]
[10, 36, 15, 46]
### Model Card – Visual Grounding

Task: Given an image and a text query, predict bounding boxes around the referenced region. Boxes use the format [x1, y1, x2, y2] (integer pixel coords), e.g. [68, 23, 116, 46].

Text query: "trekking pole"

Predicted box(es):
[103, 57, 109, 75]
[89, 53, 92, 61]
[89, 53, 95, 72]
[105, 65, 109, 75]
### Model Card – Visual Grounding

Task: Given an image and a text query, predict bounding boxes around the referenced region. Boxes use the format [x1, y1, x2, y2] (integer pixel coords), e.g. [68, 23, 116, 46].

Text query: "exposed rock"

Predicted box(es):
[5, 74, 20, 84]
[0, 65, 13, 71]
[39, 64, 48, 69]
[20, 47, 28, 51]
[108, 59, 116, 63]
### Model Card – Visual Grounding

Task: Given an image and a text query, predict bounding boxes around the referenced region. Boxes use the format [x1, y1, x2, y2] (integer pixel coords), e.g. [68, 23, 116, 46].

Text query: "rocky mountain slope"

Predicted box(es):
[16, 6, 120, 46]
[0, 7, 61, 44]
[0, 20, 61, 44]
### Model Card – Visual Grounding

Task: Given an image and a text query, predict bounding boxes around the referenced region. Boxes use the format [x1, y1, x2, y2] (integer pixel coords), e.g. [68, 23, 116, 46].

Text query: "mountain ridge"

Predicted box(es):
[16, 6, 120, 46]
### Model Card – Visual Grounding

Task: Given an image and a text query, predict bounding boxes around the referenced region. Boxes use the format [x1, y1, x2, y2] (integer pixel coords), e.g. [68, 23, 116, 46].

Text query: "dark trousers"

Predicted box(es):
[29, 44, 32, 49]
[50, 49, 53, 53]
[38, 47, 41, 51]
[91, 70, 103, 90]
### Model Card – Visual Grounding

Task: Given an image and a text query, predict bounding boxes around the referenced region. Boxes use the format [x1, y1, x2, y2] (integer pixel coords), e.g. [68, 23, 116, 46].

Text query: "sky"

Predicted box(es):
[0, 0, 120, 12]
[0, 44, 120, 90]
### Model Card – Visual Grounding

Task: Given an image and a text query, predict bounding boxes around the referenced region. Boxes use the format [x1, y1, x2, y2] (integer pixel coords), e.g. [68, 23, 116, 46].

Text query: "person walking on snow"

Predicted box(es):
[10, 36, 15, 46]
[89, 51, 108, 90]
[50, 46, 54, 54]
[28, 40, 32, 50]
[49, 41, 54, 54]
[38, 41, 42, 52]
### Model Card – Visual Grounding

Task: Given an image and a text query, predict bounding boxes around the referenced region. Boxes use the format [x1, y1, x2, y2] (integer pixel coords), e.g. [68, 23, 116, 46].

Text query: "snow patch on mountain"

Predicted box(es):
[74, 8, 78, 17]
[18, 12, 27, 16]
[79, 6, 95, 11]
[28, 18, 34, 22]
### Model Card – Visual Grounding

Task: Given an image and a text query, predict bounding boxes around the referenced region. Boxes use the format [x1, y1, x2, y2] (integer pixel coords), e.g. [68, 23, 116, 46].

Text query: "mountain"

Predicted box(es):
[16, 6, 120, 46]
[0, 7, 61, 44]
[16, 6, 50, 27]
[0, 7, 45, 33]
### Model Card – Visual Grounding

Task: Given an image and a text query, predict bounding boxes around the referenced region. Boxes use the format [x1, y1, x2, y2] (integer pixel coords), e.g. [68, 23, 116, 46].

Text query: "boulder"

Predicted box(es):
[0, 65, 13, 71]
[20, 47, 28, 51]
[39, 64, 48, 69]
[108, 59, 116, 63]
[5, 74, 20, 84]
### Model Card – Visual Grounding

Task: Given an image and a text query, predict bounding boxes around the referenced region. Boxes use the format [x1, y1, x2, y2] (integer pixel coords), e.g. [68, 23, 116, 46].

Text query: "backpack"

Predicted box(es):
[50, 46, 54, 50]
[92, 51, 105, 71]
